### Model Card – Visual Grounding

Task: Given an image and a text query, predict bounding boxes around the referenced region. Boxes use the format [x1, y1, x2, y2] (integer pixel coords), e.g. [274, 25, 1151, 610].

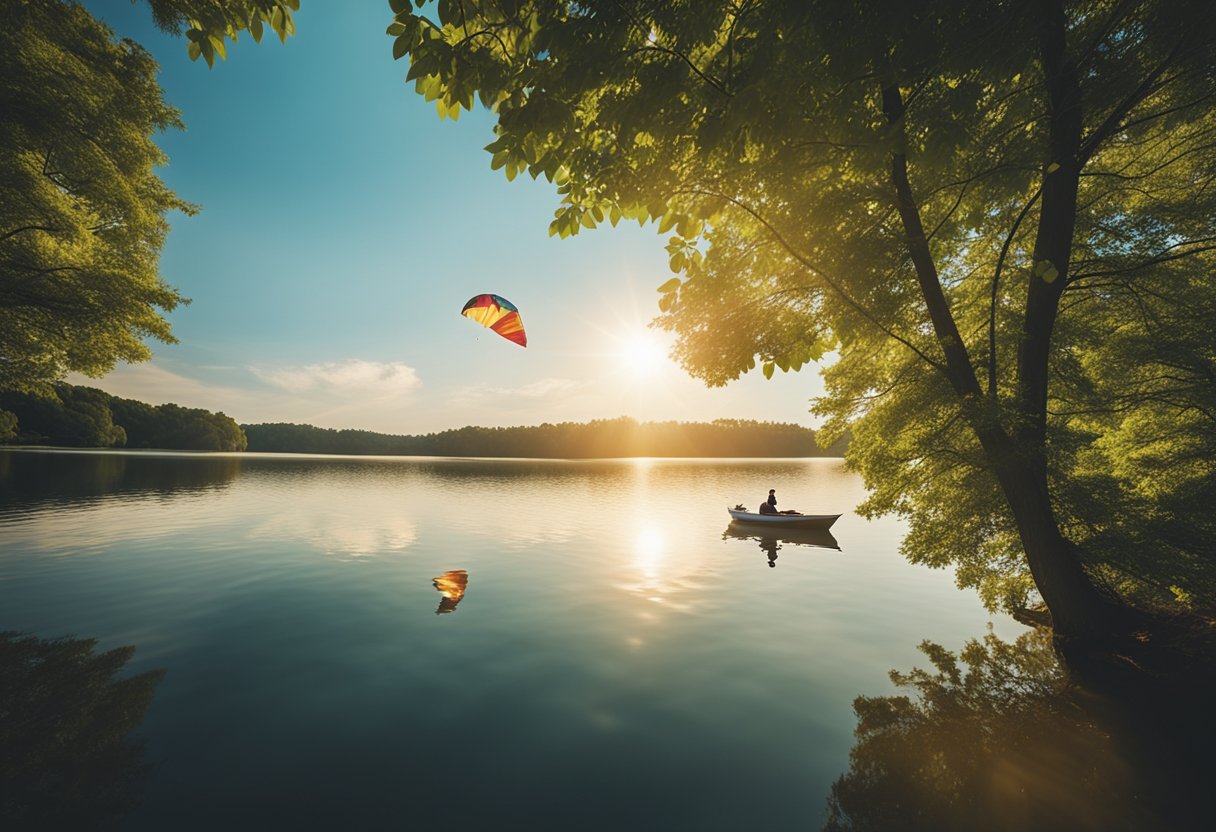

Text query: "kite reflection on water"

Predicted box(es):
[432, 570, 469, 614]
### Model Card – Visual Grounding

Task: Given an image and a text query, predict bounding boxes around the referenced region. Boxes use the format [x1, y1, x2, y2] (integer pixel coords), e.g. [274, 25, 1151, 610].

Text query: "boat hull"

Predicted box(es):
[727, 509, 841, 529]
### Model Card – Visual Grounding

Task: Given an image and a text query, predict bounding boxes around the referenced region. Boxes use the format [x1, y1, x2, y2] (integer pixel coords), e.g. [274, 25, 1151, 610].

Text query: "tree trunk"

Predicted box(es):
[881, 63, 1122, 640]
[983, 437, 1121, 638]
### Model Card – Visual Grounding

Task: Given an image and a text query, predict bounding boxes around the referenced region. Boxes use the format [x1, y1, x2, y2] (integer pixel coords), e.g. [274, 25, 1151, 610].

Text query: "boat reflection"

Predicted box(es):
[723, 522, 840, 567]
[432, 570, 469, 614]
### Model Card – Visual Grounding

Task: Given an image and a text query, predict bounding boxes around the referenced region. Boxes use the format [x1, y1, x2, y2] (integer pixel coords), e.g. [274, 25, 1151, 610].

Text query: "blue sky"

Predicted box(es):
[76, 2, 827, 434]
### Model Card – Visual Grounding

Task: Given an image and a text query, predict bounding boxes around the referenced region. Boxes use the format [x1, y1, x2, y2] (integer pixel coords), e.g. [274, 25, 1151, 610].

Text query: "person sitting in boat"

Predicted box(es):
[760, 488, 800, 515]
[759, 489, 779, 514]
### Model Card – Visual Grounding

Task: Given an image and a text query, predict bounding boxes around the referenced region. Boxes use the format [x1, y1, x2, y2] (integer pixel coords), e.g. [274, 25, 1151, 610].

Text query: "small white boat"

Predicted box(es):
[727, 508, 841, 529]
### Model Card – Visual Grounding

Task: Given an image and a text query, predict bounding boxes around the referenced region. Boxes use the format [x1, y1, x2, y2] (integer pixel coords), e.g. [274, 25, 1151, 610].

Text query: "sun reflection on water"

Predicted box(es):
[617, 520, 710, 616]
[633, 527, 665, 579]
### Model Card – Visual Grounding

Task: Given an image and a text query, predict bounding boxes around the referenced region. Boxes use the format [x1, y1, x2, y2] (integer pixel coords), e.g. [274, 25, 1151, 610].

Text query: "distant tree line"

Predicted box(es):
[0, 384, 247, 451]
[242, 417, 846, 458]
[0, 384, 845, 457]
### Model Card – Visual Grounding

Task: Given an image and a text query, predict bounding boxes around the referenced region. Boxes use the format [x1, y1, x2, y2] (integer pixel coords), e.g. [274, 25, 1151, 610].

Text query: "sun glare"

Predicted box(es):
[617, 333, 669, 380]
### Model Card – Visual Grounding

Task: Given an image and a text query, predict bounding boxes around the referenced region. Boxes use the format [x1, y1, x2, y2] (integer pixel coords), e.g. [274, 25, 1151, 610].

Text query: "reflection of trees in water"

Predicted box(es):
[0, 632, 163, 829]
[825, 628, 1213, 831]
[0, 450, 241, 509]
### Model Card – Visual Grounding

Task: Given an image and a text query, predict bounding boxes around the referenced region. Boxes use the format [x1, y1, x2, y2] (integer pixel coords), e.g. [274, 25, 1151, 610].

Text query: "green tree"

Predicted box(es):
[141, 0, 300, 67]
[0, 385, 125, 447]
[0, 0, 192, 393]
[0, 409, 15, 442]
[385, 0, 1216, 637]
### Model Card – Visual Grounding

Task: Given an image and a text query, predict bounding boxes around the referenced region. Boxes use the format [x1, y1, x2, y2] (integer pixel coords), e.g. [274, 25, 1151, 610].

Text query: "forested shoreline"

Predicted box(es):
[0, 384, 247, 451]
[0, 384, 842, 457]
[242, 417, 845, 458]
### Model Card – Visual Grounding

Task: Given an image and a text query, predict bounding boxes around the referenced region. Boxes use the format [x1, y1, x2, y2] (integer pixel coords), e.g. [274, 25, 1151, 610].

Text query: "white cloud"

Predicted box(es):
[250, 359, 422, 396]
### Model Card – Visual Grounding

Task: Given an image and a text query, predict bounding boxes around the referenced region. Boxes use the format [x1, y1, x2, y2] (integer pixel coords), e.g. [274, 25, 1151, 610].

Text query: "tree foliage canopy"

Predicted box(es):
[386, 0, 1216, 625]
[142, 0, 299, 66]
[0, 0, 191, 392]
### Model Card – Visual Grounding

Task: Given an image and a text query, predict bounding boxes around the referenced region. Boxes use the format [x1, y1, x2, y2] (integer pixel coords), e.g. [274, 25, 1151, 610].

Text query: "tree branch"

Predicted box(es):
[1077, 37, 1187, 166]
[613, 0, 729, 96]
[0, 225, 58, 244]
[881, 83, 985, 400]
[676, 187, 947, 373]
[988, 186, 1041, 398]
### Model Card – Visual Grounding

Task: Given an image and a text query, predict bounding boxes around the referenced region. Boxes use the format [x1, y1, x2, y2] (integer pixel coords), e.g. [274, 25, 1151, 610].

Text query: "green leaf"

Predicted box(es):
[657, 278, 681, 293]
[187, 40, 202, 61]
[393, 35, 410, 60]
[762, 362, 775, 380]
[250, 16, 263, 42]
[387, 21, 407, 36]
[1033, 259, 1059, 283]
[1046, 161, 1060, 174]
[668, 252, 686, 272]
[389, 0, 410, 12]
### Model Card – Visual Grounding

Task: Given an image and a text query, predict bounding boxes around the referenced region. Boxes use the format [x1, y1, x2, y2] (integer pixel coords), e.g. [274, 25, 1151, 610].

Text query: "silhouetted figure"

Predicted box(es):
[760, 488, 779, 514]
[759, 537, 779, 567]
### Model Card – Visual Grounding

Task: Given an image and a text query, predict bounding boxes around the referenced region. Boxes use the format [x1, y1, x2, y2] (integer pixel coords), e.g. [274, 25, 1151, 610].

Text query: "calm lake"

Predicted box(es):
[4, 449, 1189, 830]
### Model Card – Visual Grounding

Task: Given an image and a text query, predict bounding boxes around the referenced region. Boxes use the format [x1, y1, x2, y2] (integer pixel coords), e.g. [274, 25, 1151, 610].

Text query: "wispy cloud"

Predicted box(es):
[451, 376, 584, 403]
[65, 363, 256, 415]
[251, 359, 422, 396]
[67, 360, 428, 433]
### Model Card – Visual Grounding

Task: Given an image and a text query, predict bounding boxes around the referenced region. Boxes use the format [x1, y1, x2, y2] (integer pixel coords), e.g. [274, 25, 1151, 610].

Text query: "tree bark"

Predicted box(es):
[975, 426, 1120, 638]
[1018, 0, 1081, 460]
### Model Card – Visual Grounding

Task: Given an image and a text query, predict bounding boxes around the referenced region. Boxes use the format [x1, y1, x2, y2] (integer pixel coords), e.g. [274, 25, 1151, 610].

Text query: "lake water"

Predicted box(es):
[0, 448, 1127, 829]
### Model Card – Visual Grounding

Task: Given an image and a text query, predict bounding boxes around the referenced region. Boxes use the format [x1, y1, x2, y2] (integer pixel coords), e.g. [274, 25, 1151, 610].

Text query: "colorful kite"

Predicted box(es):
[461, 294, 527, 347]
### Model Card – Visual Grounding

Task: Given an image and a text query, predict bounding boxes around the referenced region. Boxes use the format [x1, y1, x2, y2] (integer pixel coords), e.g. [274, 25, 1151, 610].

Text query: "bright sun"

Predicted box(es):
[617, 333, 668, 379]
